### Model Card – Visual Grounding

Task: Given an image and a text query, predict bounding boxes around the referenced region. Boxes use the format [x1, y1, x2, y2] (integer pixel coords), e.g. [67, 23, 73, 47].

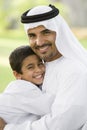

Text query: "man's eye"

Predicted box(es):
[43, 30, 51, 35]
[45, 31, 50, 33]
[28, 34, 35, 38]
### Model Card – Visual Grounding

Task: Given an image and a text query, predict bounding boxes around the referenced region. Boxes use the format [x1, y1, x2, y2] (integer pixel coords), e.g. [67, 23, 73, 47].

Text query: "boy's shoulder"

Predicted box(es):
[4, 80, 39, 94]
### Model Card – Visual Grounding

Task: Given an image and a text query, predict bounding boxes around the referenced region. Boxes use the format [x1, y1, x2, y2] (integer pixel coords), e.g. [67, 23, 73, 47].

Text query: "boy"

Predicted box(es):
[0, 45, 54, 124]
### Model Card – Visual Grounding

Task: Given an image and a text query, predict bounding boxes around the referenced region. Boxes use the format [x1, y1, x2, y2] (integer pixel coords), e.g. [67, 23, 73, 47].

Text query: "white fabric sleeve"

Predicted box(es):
[4, 106, 87, 130]
[4, 116, 48, 130]
[3, 72, 87, 130]
[82, 121, 87, 130]
[0, 80, 54, 115]
[0, 80, 54, 123]
[0, 93, 54, 115]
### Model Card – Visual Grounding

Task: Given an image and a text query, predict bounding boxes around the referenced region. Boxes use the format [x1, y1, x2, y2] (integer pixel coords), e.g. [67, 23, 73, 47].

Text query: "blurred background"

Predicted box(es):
[0, 0, 87, 92]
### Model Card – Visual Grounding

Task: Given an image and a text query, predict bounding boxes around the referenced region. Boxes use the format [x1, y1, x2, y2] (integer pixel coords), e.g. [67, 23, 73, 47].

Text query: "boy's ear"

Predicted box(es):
[13, 71, 22, 79]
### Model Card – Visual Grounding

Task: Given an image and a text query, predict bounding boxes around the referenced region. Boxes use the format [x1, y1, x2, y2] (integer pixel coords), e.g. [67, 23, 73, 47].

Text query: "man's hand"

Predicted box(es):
[0, 118, 6, 130]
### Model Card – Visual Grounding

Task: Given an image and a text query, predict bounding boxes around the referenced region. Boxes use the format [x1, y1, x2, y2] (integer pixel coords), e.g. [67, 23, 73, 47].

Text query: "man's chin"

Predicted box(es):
[40, 55, 49, 61]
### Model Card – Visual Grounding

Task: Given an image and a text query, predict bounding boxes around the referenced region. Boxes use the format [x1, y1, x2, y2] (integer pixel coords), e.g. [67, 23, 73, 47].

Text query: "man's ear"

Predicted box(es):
[13, 71, 22, 79]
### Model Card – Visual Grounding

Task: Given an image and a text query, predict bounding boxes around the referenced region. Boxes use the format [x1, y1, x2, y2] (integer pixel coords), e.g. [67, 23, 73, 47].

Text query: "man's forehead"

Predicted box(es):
[28, 25, 46, 32]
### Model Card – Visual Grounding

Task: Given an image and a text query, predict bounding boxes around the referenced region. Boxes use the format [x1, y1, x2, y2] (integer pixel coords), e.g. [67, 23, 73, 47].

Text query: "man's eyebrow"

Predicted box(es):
[27, 32, 35, 36]
[41, 29, 50, 32]
[27, 29, 51, 36]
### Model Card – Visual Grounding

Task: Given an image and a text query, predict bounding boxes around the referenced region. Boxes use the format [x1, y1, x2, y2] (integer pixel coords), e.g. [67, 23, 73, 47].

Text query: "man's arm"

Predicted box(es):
[1, 105, 87, 130]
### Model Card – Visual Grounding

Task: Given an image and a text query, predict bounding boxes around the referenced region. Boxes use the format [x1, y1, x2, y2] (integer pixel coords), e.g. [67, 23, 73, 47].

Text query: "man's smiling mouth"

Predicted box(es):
[36, 44, 51, 53]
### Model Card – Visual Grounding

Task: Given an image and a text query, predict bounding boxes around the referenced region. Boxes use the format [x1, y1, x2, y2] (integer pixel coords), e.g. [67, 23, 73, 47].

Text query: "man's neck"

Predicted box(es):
[45, 52, 62, 62]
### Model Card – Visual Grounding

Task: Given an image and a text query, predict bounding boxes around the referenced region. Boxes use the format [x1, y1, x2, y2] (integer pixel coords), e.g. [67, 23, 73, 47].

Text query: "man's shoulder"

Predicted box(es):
[62, 58, 87, 74]
[55, 57, 86, 74]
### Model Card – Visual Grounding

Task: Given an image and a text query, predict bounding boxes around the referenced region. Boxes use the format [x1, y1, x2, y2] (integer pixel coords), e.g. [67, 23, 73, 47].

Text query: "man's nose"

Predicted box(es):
[36, 36, 44, 46]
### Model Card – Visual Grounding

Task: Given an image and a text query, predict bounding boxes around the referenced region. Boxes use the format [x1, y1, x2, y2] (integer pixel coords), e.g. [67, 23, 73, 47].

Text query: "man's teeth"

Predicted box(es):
[39, 46, 49, 51]
[40, 46, 47, 50]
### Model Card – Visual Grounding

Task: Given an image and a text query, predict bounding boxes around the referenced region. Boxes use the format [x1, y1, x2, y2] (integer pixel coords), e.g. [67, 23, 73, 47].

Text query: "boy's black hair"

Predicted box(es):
[9, 45, 36, 73]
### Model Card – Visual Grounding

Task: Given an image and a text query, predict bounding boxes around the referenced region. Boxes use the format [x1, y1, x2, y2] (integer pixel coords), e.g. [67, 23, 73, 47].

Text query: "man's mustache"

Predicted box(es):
[35, 43, 52, 49]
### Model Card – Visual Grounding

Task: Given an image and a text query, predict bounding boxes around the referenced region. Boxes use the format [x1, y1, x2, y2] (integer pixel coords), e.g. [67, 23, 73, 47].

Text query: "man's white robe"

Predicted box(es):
[0, 80, 54, 123]
[4, 57, 87, 130]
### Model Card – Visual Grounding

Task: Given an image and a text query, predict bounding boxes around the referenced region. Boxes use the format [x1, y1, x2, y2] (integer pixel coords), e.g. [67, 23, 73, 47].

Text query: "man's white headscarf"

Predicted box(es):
[22, 5, 87, 68]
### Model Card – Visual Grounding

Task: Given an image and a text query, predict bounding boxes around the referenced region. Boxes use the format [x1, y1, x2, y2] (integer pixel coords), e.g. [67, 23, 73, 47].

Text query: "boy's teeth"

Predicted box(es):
[35, 75, 42, 79]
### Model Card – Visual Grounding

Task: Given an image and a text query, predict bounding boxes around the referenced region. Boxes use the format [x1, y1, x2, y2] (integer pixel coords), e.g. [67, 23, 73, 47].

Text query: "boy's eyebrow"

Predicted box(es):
[25, 63, 33, 68]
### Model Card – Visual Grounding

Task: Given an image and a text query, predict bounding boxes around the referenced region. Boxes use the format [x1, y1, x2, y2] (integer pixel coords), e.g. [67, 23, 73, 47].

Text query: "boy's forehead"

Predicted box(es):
[25, 55, 41, 61]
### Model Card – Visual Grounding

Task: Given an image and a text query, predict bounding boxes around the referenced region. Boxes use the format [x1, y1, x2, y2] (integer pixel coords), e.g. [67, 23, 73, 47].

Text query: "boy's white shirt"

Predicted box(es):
[0, 80, 54, 123]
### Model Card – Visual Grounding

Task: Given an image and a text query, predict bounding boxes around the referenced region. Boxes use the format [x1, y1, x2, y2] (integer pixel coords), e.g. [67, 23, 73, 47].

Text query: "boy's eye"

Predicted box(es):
[27, 66, 34, 69]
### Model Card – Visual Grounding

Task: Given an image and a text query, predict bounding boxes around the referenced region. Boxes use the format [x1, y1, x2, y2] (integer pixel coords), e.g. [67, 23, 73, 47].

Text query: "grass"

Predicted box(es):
[0, 29, 87, 92]
[0, 30, 29, 92]
[0, 65, 15, 92]
[80, 39, 87, 49]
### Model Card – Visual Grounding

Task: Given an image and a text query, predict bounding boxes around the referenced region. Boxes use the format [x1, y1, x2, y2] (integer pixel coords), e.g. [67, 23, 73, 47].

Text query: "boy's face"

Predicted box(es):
[20, 54, 45, 86]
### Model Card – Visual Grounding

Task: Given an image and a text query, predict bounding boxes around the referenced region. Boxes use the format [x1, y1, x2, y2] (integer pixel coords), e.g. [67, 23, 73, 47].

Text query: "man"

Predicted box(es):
[1, 4, 87, 130]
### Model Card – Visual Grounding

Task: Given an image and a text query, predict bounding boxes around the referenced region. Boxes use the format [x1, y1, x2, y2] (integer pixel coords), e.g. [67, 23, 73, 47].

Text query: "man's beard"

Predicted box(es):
[39, 51, 54, 62]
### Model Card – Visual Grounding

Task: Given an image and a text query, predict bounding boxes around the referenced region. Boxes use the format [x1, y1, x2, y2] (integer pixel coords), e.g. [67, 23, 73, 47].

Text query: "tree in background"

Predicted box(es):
[57, 0, 87, 27]
[0, 0, 68, 30]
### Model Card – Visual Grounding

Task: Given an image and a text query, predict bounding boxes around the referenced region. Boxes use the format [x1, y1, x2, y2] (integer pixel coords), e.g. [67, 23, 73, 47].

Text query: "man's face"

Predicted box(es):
[27, 25, 59, 62]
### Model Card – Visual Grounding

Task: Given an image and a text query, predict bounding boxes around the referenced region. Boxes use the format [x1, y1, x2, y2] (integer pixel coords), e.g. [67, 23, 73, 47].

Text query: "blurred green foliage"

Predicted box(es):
[0, 36, 28, 93]
[0, 65, 15, 92]
[0, 0, 68, 31]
